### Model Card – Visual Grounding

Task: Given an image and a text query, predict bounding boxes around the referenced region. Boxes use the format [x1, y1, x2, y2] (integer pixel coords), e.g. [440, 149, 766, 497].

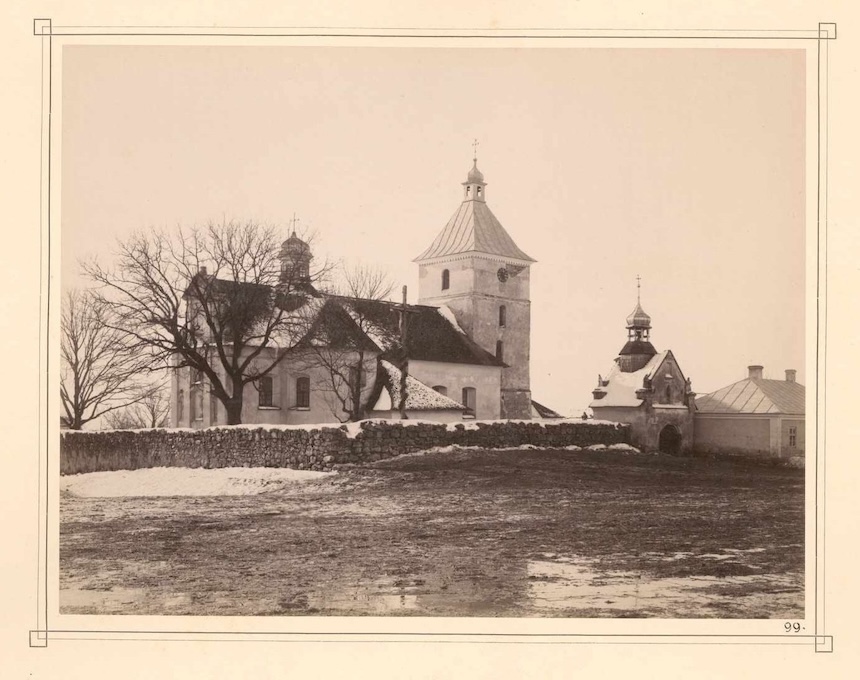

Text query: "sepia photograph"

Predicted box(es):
[56, 42, 807, 621]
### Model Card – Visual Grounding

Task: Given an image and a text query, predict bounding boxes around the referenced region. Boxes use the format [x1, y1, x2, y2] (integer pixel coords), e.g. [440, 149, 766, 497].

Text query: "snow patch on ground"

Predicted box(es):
[378, 442, 641, 463]
[61, 467, 332, 498]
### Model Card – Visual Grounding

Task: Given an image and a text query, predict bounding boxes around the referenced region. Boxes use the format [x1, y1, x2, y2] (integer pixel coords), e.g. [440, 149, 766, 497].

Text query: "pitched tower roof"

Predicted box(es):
[414, 160, 535, 263]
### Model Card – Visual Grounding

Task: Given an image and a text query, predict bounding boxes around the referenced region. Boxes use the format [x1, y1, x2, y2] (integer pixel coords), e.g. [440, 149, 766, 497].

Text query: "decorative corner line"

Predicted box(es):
[29, 630, 48, 648]
[33, 18, 52, 36]
[815, 636, 834, 653]
[818, 23, 837, 40]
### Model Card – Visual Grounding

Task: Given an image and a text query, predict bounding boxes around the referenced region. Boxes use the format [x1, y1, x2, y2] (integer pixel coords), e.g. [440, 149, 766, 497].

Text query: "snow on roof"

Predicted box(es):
[374, 360, 465, 411]
[436, 305, 466, 335]
[589, 351, 669, 408]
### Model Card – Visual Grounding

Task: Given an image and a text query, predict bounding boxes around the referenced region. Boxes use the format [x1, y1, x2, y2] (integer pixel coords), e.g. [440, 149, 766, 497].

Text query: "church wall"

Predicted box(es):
[172, 348, 381, 427]
[416, 255, 532, 420]
[408, 359, 501, 420]
[591, 405, 694, 454]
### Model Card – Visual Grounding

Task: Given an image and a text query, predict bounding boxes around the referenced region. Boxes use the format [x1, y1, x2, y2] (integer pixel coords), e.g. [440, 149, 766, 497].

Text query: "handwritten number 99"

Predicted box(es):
[784, 622, 802, 633]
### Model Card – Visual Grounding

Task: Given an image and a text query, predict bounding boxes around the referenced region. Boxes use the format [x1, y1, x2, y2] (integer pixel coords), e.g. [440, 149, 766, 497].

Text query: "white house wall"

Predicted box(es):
[408, 359, 501, 420]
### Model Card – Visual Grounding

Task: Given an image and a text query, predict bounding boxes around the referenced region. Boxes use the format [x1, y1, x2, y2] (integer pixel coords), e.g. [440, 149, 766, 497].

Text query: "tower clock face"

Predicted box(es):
[497, 267, 509, 283]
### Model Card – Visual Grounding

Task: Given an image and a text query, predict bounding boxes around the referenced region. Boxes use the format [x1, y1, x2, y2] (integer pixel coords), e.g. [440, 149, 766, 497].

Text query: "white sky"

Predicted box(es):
[61, 46, 806, 417]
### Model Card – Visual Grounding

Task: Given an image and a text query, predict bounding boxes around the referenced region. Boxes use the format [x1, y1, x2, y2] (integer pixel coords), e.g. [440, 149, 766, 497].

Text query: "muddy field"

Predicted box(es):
[60, 449, 804, 618]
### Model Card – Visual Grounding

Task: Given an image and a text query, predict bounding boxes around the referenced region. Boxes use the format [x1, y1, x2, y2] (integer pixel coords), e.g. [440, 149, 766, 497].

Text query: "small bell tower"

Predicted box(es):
[618, 276, 657, 372]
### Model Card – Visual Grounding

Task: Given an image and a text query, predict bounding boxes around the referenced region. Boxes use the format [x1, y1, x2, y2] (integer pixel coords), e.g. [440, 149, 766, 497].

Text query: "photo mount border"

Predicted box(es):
[32, 19, 833, 652]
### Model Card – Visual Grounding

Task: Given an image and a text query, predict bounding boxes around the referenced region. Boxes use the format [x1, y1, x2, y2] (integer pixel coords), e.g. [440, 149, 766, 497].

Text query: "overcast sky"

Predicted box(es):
[61, 45, 806, 417]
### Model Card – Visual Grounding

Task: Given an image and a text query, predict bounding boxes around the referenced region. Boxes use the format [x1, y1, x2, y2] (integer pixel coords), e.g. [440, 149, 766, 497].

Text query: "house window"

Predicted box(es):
[664, 385, 672, 403]
[432, 385, 448, 396]
[190, 386, 203, 421]
[462, 387, 477, 418]
[209, 389, 218, 424]
[178, 389, 184, 421]
[441, 269, 450, 291]
[499, 305, 506, 327]
[295, 376, 311, 409]
[789, 427, 797, 447]
[496, 340, 504, 362]
[259, 375, 274, 408]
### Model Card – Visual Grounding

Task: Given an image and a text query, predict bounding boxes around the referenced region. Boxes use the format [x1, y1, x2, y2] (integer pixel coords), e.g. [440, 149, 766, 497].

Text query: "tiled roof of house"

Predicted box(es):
[182, 276, 503, 368]
[696, 378, 805, 415]
[330, 296, 504, 367]
[414, 200, 535, 263]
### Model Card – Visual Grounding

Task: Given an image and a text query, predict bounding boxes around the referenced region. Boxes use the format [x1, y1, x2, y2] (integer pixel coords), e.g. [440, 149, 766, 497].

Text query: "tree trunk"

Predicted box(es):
[225, 377, 244, 425]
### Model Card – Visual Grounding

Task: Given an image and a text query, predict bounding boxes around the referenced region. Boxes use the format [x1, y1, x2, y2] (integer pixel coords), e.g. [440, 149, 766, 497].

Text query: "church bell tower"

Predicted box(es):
[414, 149, 536, 419]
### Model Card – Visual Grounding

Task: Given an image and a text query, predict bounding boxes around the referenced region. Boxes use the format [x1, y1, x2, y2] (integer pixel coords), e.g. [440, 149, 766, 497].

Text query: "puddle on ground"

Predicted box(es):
[60, 586, 194, 614]
[526, 555, 802, 617]
[306, 576, 420, 614]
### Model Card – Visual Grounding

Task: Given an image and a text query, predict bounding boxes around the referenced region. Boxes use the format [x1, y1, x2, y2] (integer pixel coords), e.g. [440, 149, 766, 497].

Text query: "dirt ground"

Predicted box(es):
[60, 449, 805, 618]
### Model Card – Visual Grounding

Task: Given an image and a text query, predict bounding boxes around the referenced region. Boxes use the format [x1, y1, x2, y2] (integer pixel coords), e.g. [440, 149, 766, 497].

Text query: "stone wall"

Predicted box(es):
[60, 419, 630, 475]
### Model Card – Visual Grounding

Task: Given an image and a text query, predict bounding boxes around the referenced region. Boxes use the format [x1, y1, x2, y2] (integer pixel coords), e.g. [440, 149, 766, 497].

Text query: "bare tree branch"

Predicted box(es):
[60, 289, 158, 429]
[83, 220, 334, 424]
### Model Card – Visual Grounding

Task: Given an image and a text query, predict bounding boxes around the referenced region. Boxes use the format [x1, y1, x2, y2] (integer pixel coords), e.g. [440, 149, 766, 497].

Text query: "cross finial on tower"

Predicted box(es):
[472, 138, 479, 162]
[636, 274, 641, 303]
[290, 212, 299, 237]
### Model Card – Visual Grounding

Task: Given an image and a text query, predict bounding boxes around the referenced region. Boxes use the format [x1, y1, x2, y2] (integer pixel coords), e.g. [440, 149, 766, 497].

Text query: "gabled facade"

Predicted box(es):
[589, 296, 696, 453]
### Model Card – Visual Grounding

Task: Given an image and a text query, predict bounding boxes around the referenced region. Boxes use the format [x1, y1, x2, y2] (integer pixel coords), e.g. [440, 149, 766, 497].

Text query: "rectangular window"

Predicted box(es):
[789, 427, 797, 448]
[209, 390, 218, 424]
[462, 387, 476, 418]
[259, 376, 274, 407]
[499, 305, 506, 327]
[295, 376, 311, 409]
[177, 389, 184, 421]
[190, 387, 203, 421]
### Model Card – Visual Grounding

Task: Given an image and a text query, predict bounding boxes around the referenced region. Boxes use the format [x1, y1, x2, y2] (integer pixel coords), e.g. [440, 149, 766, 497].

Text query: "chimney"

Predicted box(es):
[199, 266, 207, 276]
[748, 365, 763, 380]
[785, 369, 796, 383]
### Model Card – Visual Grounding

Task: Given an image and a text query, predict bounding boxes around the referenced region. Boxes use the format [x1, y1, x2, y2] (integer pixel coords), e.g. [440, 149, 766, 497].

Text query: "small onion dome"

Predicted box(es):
[279, 232, 310, 258]
[626, 302, 651, 328]
[465, 160, 485, 184]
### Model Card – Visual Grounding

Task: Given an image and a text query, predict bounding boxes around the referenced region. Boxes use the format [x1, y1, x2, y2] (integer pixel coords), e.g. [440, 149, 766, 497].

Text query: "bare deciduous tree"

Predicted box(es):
[104, 383, 171, 430]
[297, 265, 395, 422]
[60, 289, 155, 430]
[84, 220, 332, 425]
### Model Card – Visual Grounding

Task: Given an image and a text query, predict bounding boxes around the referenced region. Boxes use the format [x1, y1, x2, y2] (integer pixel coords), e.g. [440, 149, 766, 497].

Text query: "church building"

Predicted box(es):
[171, 156, 554, 427]
[414, 158, 536, 419]
[589, 289, 696, 453]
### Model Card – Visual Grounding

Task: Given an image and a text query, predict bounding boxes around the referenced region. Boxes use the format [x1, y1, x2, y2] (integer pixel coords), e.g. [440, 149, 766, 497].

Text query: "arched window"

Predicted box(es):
[441, 269, 450, 291]
[462, 387, 477, 418]
[295, 376, 311, 409]
[499, 305, 506, 327]
[496, 340, 504, 362]
[432, 385, 447, 396]
[664, 384, 672, 403]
